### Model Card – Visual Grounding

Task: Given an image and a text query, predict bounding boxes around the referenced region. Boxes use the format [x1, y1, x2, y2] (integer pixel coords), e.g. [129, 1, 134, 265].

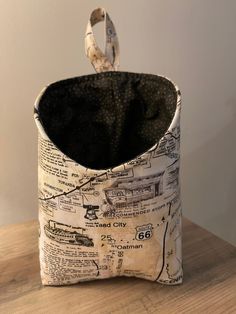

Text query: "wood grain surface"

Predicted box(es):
[0, 218, 235, 314]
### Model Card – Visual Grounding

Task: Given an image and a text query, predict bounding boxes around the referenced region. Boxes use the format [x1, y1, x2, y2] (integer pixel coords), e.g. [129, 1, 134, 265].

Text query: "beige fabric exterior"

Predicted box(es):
[34, 7, 183, 285]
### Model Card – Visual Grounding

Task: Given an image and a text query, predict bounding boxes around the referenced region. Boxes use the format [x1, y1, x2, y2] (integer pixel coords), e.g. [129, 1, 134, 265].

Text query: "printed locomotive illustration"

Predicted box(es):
[44, 220, 94, 247]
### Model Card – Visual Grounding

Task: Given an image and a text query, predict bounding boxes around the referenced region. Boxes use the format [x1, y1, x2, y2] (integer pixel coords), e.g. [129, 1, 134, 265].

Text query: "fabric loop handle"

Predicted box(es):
[85, 7, 120, 73]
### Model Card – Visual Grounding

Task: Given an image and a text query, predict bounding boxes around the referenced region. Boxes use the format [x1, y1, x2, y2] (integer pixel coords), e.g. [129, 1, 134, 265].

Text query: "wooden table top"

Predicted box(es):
[0, 217, 235, 314]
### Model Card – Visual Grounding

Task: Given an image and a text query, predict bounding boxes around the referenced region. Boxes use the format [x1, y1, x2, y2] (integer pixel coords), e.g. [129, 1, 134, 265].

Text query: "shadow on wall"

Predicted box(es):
[181, 98, 236, 246]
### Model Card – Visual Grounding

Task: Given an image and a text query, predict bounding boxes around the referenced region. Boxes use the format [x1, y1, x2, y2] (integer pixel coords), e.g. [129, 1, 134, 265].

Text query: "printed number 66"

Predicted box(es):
[137, 230, 151, 240]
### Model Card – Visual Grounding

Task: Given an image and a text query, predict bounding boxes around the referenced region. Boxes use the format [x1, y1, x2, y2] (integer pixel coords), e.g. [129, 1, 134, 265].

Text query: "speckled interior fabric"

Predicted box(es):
[37, 71, 177, 170]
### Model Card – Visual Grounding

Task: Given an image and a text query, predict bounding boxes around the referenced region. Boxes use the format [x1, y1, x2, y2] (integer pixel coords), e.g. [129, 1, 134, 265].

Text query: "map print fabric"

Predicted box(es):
[33, 7, 183, 286]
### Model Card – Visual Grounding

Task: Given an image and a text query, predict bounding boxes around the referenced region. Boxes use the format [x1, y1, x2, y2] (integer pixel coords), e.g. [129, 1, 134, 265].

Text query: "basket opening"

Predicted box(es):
[37, 71, 177, 170]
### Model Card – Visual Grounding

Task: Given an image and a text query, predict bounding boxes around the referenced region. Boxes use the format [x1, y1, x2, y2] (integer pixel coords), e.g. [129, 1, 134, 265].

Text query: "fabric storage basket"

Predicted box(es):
[34, 7, 183, 286]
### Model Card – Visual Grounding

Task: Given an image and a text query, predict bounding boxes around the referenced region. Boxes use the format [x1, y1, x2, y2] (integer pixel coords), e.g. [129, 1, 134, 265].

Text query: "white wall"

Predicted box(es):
[0, 0, 235, 245]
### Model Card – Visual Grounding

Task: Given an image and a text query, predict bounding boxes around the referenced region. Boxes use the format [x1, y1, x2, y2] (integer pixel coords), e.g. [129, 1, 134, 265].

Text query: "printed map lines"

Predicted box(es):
[92, 260, 100, 277]
[165, 130, 180, 141]
[155, 202, 172, 282]
[39, 171, 107, 201]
